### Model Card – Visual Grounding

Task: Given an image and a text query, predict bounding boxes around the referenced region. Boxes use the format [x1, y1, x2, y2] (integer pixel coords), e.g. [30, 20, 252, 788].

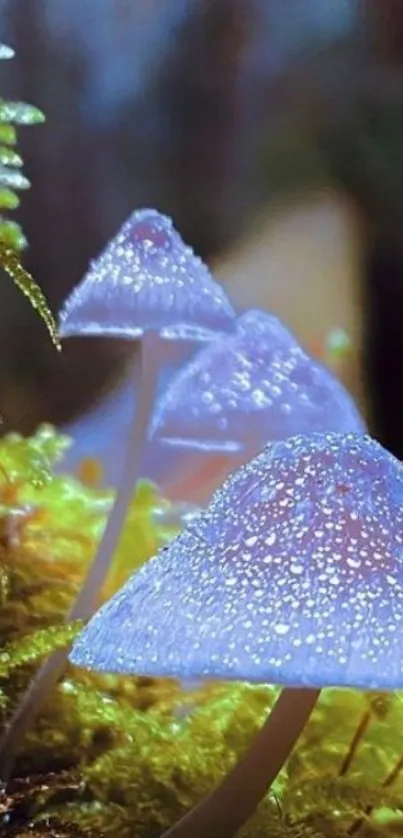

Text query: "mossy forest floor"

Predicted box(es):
[1, 427, 403, 838]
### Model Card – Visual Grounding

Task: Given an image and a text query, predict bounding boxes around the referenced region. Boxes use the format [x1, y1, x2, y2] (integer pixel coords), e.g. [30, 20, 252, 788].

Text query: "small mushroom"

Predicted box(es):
[60, 208, 236, 342]
[58, 208, 235, 621]
[0, 208, 236, 782]
[151, 308, 365, 503]
[70, 432, 403, 837]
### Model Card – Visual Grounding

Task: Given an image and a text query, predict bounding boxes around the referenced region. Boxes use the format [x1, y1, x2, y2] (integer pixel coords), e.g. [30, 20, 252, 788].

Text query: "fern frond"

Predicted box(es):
[0, 43, 60, 349]
[0, 123, 17, 144]
[0, 146, 22, 167]
[0, 242, 61, 349]
[0, 99, 45, 126]
[0, 187, 20, 209]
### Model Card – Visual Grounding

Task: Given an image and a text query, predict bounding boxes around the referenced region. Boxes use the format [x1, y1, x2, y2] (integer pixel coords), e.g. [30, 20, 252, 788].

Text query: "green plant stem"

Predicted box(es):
[0, 333, 160, 783]
[339, 709, 372, 777]
[161, 687, 320, 838]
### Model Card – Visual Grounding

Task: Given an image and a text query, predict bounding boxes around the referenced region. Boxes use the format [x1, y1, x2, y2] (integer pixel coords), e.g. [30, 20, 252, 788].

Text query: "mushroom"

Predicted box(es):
[58, 207, 235, 619]
[69, 431, 403, 838]
[151, 308, 365, 504]
[0, 208, 236, 782]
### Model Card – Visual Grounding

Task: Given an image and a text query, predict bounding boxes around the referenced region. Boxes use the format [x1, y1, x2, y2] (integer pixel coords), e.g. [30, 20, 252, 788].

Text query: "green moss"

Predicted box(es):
[1, 427, 403, 837]
[0, 425, 174, 645]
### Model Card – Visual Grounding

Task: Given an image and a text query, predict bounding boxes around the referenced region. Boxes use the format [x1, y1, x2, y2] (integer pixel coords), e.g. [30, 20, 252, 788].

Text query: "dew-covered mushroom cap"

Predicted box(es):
[59, 209, 236, 342]
[70, 432, 403, 691]
[150, 309, 365, 452]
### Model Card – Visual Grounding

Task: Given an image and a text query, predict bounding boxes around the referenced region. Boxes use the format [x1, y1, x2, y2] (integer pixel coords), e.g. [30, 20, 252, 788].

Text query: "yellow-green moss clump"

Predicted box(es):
[1, 426, 403, 837]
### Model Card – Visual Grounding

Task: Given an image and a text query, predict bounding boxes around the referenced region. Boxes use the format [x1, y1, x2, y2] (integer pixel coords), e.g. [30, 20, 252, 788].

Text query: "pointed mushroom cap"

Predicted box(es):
[150, 309, 365, 452]
[59, 209, 236, 342]
[70, 432, 403, 690]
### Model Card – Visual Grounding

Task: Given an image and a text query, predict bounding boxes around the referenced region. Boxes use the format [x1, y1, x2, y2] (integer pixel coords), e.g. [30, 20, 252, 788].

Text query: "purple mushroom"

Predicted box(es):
[70, 432, 403, 837]
[59, 209, 235, 342]
[150, 308, 365, 504]
[58, 209, 235, 621]
[0, 209, 236, 782]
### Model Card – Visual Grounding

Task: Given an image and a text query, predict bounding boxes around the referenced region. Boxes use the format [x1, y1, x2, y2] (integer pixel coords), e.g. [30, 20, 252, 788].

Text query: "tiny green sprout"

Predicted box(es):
[324, 327, 352, 368]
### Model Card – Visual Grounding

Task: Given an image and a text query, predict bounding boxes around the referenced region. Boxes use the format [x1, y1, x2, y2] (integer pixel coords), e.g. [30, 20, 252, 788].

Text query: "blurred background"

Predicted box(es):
[0, 1, 403, 459]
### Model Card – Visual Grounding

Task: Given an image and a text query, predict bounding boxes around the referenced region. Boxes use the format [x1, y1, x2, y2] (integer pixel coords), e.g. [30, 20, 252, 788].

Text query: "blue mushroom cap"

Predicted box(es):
[70, 432, 403, 691]
[151, 308, 365, 454]
[59, 208, 236, 342]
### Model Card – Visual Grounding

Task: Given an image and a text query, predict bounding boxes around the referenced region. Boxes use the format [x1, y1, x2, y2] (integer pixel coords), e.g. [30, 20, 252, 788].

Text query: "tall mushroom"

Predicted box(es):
[0, 208, 236, 782]
[58, 206, 237, 619]
[70, 432, 403, 838]
[151, 308, 365, 503]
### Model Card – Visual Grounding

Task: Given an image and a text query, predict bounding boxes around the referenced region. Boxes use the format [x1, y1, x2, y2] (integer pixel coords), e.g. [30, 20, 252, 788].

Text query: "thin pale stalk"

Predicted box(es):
[0, 335, 159, 782]
[161, 687, 320, 838]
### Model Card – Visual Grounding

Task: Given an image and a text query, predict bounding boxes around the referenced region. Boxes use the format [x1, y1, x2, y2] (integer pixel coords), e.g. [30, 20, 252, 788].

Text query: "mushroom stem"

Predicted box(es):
[339, 709, 372, 777]
[0, 333, 160, 783]
[161, 686, 320, 838]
